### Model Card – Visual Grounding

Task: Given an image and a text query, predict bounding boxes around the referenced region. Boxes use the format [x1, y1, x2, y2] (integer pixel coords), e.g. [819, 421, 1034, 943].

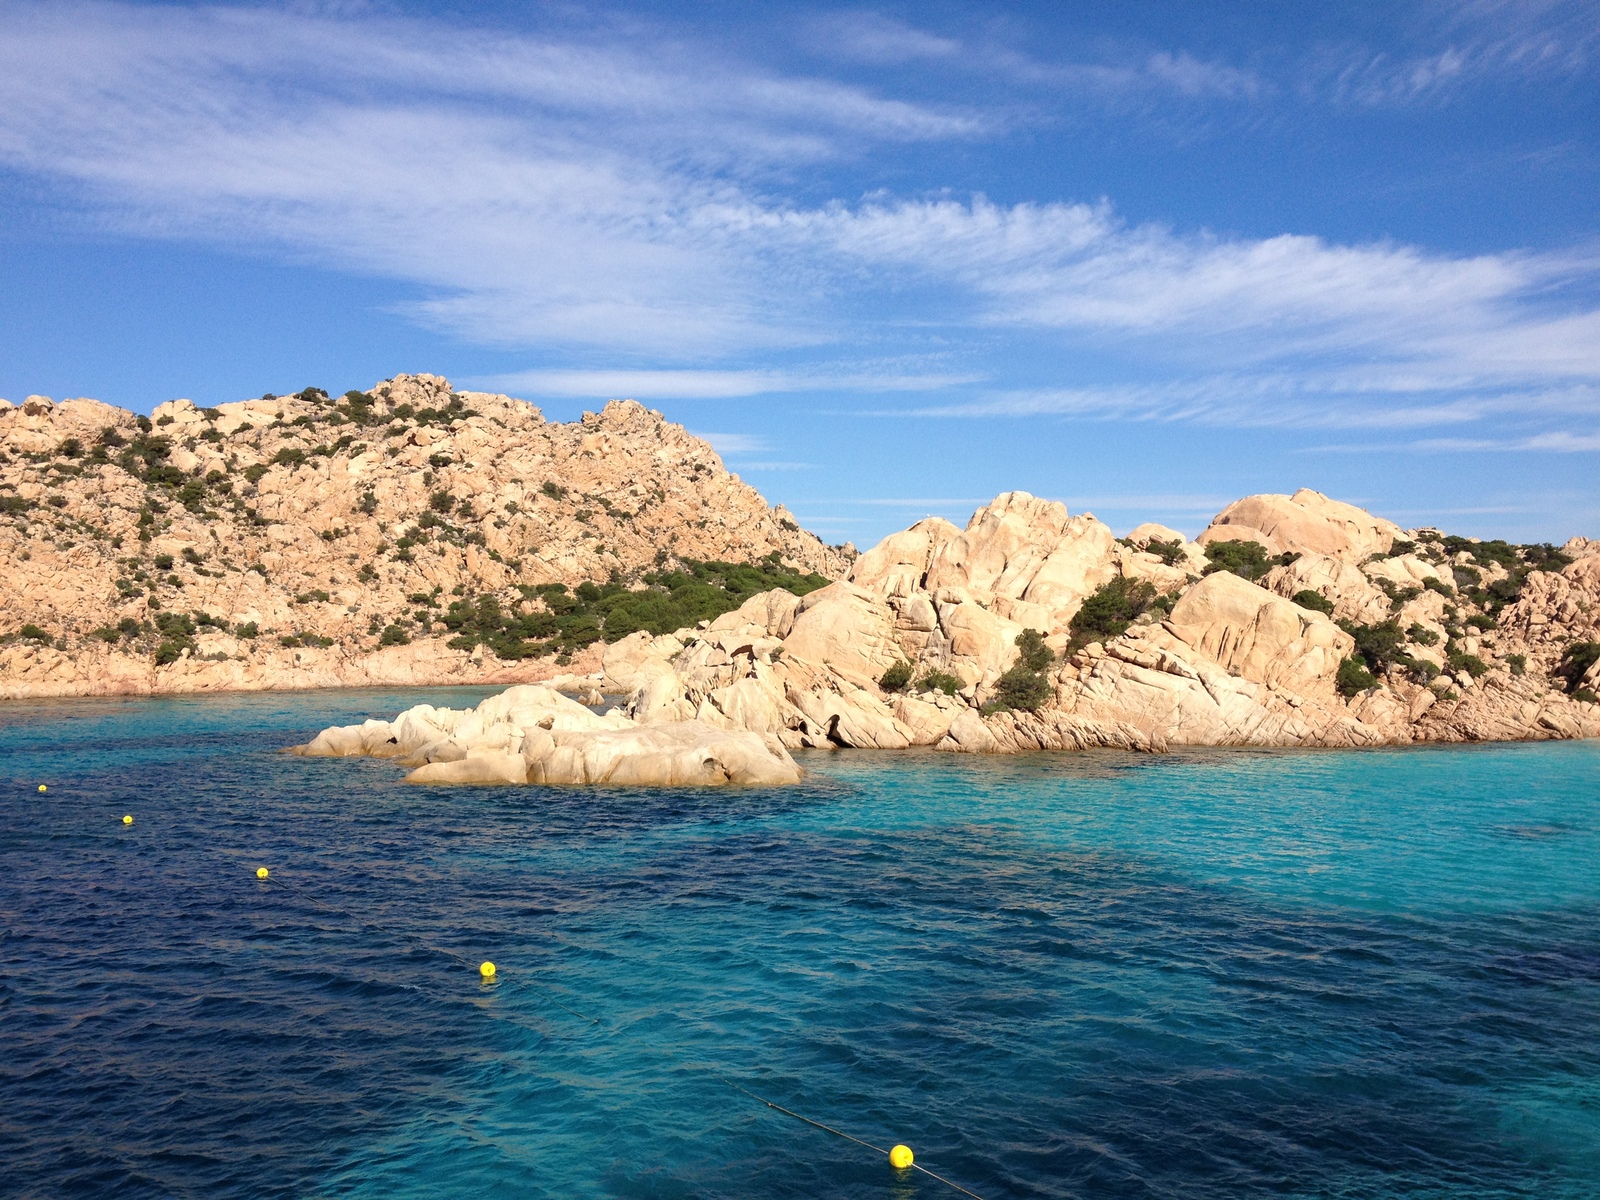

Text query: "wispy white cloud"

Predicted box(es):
[1406, 430, 1600, 452]
[801, 11, 1265, 103]
[692, 431, 768, 454]
[800, 497, 990, 508]
[1300, 430, 1600, 453]
[0, 1, 1597, 445]
[1321, 0, 1597, 107]
[805, 12, 962, 65]
[471, 366, 982, 399]
[878, 376, 1600, 431]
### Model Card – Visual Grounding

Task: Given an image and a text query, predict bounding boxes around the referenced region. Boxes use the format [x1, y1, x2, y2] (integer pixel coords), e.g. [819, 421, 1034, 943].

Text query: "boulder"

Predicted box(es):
[292, 684, 802, 786]
[1199, 488, 1403, 560]
[780, 581, 901, 688]
[1164, 570, 1351, 697]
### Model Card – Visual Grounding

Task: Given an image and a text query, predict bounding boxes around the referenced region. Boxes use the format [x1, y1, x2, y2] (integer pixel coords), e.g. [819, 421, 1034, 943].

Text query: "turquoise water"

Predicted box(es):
[2, 690, 1598, 1198]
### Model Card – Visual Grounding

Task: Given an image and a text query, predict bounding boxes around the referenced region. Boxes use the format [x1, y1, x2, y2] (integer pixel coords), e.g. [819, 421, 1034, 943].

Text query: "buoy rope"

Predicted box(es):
[709, 1075, 986, 1199]
[92, 824, 988, 1198]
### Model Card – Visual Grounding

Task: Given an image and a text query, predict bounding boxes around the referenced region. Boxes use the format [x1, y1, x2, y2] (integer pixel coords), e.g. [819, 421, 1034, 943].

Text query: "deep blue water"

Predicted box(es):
[2, 689, 1598, 1199]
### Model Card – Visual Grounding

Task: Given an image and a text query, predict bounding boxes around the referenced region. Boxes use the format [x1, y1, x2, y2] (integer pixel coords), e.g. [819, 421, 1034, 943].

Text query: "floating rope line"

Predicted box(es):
[711, 1074, 987, 1199]
[83, 817, 990, 1198]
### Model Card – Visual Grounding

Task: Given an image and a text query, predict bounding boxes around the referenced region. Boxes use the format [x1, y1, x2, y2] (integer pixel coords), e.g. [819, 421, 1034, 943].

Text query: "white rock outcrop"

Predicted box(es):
[291, 684, 802, 787]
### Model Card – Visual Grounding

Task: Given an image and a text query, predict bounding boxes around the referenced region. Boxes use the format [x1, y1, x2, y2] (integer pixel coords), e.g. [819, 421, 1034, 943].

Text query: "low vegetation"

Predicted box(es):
[1291, 589, 1334, 615]
[1067, 577, 1175, 652]
[1337, 618, 1439, 685]
[1555, 642, 1600, 701]
[1202, 539, 1298, 582]
[438, 555, 828, 661]
[878, 660, 914, 692]
[1336, 657, 1379, 696]
[986, 629, 1055, 714]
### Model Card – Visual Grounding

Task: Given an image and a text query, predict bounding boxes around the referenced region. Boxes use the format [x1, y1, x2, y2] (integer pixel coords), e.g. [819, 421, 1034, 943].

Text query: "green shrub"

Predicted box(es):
[1202, 539, 1295, 582]
[1505, 653, 1526, 676]
[541, 480, 568, 500]
[91, 626, 120, 643]
[1015, 627, 1055, 672]
[1340, 619, 1404, 673]
[271, 447, 306, 468]
[428, 489, 455, 514]
[1421, 576, 1454, 597]
[1291, 589, 1334, 615]
[58, 437, 83, 458]
[117, 617, 142, 638]
[380, 624, 411, 646]
[1406, 623, 1440, 647]
[1375, 579, 1422, 610]
[1520, 543, 1573, 572]
[1451, 564, 1481, 590]
[1142, 537, 1186, 566]
[1336, 657, 1378, 696]
[990, 664, 1052, 713]
[985, 630, 1056, 714]
[357, 564, 377, 583]
[278, 633, 334, 649]
[919, 670, 963, 696]
[1447, 651, 1489, 678]
[1069, 577, 1156, 648]
[153, 640, 190, 665]
[235, 622, 259, 639]
[1554, 642, 1600, 695]
[879, 660, 914, 692]
[153, 612, 195, 637]
[440, 557, 829, 659]
[153, 554, 174, 570]
[1576, 688, 1598, 705]
[1466, 613, 1497, 630]
[243, 464, 269, 484]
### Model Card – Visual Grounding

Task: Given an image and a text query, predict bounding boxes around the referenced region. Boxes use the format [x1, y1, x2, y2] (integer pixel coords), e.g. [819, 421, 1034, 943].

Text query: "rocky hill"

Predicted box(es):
[598, 488, 1600, 753]
[0, 374, 851, 698]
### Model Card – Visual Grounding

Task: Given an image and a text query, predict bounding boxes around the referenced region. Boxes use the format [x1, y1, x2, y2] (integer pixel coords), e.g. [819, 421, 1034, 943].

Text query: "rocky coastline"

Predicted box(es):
[297, 488, 1600, 785]
[4, 374, 1597, 774]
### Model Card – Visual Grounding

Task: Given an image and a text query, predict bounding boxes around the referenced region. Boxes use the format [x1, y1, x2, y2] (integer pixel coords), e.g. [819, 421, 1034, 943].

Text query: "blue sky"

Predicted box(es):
[1, 1, 1597, 546]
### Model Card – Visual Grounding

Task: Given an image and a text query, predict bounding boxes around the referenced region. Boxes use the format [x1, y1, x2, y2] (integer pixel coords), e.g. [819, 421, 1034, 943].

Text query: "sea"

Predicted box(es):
[2, 688, 1597, 1199]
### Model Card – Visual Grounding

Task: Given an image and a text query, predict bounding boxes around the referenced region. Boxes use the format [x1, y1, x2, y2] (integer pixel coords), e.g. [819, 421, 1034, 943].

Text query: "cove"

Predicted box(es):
[2, 688, 1597, 1198]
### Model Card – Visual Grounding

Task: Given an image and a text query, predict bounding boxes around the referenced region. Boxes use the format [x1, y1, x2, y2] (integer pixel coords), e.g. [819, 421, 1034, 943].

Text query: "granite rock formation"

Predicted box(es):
[0, 375, 850, 698]
[598, 490, 1600, 752]
[292, 684, 802, 787]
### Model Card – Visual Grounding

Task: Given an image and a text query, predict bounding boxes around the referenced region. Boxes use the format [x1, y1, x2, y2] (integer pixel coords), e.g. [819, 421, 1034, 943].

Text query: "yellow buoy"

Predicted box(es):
[256, 866, 270, 880]
[122, 815, 134, 825]
[38, 784, 47, 793]
[889, 1145, 914, 1170]
[479, 961, 496, 979]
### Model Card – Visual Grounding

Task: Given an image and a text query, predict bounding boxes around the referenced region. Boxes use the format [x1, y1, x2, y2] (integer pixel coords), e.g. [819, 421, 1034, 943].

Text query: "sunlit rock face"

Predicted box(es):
[600, 491, 1600, 754]
[291, 684, 803, 787]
